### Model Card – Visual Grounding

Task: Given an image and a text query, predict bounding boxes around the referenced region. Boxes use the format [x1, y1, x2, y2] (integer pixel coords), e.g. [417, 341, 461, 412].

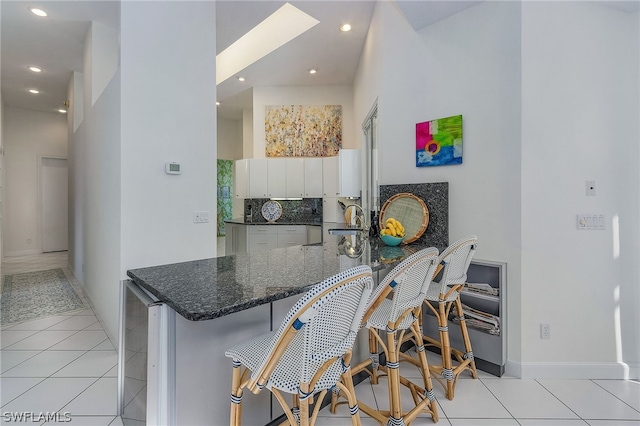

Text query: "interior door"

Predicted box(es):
[41, 157, 68, 252]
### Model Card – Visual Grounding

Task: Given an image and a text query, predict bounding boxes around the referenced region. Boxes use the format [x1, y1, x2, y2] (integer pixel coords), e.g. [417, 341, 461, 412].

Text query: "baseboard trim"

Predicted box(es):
[507, 360, 640, 380]
[4, 249, 41, 257]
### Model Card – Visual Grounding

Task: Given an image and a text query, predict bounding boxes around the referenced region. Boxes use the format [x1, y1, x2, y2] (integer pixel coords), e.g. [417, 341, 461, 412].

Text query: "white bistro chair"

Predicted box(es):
[422, 235, 478, 400]
[225, 265, 374, 426]
[332, 247, 441, 425]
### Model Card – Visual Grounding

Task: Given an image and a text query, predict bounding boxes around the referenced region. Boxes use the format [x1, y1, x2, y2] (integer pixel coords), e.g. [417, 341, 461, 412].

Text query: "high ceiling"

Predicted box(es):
[2, 1, 638, 119]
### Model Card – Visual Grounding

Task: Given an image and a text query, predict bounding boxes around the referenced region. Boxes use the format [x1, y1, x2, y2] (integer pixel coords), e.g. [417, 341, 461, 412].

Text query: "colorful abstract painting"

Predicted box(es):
[265, 105, 342, 157]
[416, 115, 463, 167]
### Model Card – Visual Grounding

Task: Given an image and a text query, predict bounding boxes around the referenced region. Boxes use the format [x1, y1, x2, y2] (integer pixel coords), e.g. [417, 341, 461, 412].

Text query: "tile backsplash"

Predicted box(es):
[244, 198, 323, 223]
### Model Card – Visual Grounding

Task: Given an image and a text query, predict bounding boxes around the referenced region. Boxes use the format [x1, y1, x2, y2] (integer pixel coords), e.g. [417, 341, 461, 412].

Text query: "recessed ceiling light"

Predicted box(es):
[29, 66, 42, 73]
[216, 101, 220, 106]
[340, 24, 352, 32]
[29, 8, 48, 17]
[28, 89, 40, 94]
[237, 76, 245, 82]
[58, 109, 67, 114]
[309, 69, 317, 74]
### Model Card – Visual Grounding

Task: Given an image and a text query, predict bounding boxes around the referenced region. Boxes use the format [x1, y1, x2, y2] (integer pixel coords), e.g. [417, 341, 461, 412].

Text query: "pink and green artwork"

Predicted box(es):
[416, 114, 463, 167]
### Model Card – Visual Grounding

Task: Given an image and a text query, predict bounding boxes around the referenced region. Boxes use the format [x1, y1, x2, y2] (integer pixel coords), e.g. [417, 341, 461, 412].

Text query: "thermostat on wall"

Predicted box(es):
[165, 162, 181, 175]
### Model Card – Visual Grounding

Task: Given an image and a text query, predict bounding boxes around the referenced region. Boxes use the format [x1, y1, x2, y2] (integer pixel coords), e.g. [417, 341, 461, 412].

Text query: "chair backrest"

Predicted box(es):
[434, 235, 478, 297]
[247, 265, 374, 393]
[363, 247, 439, 326]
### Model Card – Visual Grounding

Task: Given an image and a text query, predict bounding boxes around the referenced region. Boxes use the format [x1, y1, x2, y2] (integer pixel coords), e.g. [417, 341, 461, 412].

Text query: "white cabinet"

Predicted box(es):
[338, 149, 361, 198]
[263, 158, 306, 198]
[306, 225, 322, 244]
[322, 150, 361, 198]
[249, 159, 269, 198]
[267, 159, 286, 198]
[225, 223, 247, 254]
[322, 156, 339, 197]
[276, 225, 307, 248]
[286, 158, 305, 198]
[248, 225, 278, 252]
[304, 158, 323, 198]
[323, 197, 338, 222]
[234, 160, 248, 199]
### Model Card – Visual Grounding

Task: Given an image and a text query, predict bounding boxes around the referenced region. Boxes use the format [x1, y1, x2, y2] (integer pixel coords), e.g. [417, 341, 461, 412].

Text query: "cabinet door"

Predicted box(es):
[339, 149, 361, 198]
[322, 156, 339, 197]
[285, 158, 305, 198]
[249, 159, 268, 198]
[234, 160, 248, 199]
[323, 197, 338, 222]
[304, 158, 323, 198]
[267, 159, 286, 198]
[277, 225, 307, 248]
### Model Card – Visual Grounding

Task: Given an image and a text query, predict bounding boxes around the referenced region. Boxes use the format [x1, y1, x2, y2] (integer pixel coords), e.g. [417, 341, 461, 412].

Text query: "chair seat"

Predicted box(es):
[424, 282, 459, 303]
[366, 298, 415, 331]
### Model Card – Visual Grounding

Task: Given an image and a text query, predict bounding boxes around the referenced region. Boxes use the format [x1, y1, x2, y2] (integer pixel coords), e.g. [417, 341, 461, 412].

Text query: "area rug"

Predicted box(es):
[1, 268, 86, 325]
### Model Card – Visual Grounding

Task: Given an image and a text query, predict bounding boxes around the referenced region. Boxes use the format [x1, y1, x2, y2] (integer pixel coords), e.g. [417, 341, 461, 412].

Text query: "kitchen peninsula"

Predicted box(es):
[120, 226, 430, 425]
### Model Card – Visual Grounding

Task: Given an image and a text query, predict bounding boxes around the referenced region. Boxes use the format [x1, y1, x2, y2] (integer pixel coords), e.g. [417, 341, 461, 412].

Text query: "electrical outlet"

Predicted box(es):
[540, 323, 551, 340]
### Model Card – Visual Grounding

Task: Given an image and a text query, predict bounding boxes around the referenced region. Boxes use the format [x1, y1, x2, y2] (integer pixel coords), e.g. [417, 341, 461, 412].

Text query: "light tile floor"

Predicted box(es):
[2, 252, 639, 425]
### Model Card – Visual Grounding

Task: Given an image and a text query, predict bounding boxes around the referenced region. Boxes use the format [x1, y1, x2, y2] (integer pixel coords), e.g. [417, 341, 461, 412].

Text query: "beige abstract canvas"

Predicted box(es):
[265, 105, 342, 157]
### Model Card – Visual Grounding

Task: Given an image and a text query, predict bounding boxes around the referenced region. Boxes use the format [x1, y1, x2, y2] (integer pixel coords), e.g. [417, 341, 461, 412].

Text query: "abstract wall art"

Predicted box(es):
[265, 105, 342, 157]
[416, 114, 463, 167]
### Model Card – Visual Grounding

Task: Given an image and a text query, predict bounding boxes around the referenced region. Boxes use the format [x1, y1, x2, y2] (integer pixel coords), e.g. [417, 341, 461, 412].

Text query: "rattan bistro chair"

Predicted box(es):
[225, 265, 374, 426]
[422, 236, 478, 400]
[332, 247, 440, 425]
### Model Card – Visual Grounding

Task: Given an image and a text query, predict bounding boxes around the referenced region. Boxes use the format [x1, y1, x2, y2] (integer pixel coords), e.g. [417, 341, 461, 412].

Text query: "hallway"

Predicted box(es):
[1, 252, 122, 425]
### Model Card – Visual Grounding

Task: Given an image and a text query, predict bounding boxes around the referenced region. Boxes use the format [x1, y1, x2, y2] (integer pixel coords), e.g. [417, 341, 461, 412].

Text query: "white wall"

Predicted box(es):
[252, 85, 356, 158]
[218, 116, 242, 160]
[354, 0, 523, 365]
[72, 72, 121, 339]
[3, 108, 67, 256]
[355, 0, 639, 379]
[120, 1, 217, 273]
[521, 1, 639, 378]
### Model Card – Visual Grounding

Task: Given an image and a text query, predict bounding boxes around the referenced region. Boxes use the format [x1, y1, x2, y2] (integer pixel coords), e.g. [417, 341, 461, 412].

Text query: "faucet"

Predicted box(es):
[344, 204, 364, 229]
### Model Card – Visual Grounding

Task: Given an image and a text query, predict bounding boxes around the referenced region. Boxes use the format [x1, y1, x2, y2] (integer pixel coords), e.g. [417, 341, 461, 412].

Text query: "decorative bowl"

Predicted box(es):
[380, 234, 404, 246]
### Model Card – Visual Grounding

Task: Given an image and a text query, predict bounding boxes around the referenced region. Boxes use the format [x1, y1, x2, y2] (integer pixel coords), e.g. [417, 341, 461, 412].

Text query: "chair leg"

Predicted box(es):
[386, 328, 404, 425]
[454, 296, 477, 379]
[409, 321, 438, 423]
[369, 328, 380, 385]
[436, 300, 456, 400]
[230, 360, 243, 426]
[339, 368, 362, 426]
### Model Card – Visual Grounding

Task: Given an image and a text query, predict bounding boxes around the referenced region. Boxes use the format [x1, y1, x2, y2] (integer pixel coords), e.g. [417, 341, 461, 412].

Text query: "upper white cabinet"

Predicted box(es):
[304, 158, 323, 198]
[339, 149, 361, 198]
[267, 159, 286, 197]
[285, 158, 305, 197]
[323, 149, 361, 198]
[248, 159, 268, 198]
[234, 159, 248, 199]
[237, 150, 360, 200]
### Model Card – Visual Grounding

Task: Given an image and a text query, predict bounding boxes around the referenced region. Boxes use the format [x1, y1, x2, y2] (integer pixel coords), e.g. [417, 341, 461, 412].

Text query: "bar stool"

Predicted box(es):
[225, 265, 374, 426]
[331, 247, 440, 425]
[422, 236, 478, 400]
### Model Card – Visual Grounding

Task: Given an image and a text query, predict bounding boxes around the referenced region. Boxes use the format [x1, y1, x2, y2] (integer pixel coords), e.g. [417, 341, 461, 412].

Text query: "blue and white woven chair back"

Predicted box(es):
[437, 235, 477, 292]
[383, 247, 440, 322]
[251, 265, 374, 394]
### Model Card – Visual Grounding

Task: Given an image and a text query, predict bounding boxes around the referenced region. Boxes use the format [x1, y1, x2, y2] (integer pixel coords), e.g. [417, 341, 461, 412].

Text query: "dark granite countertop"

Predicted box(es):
[225, 218, 322, 226]
[127, 230, 440, 322]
